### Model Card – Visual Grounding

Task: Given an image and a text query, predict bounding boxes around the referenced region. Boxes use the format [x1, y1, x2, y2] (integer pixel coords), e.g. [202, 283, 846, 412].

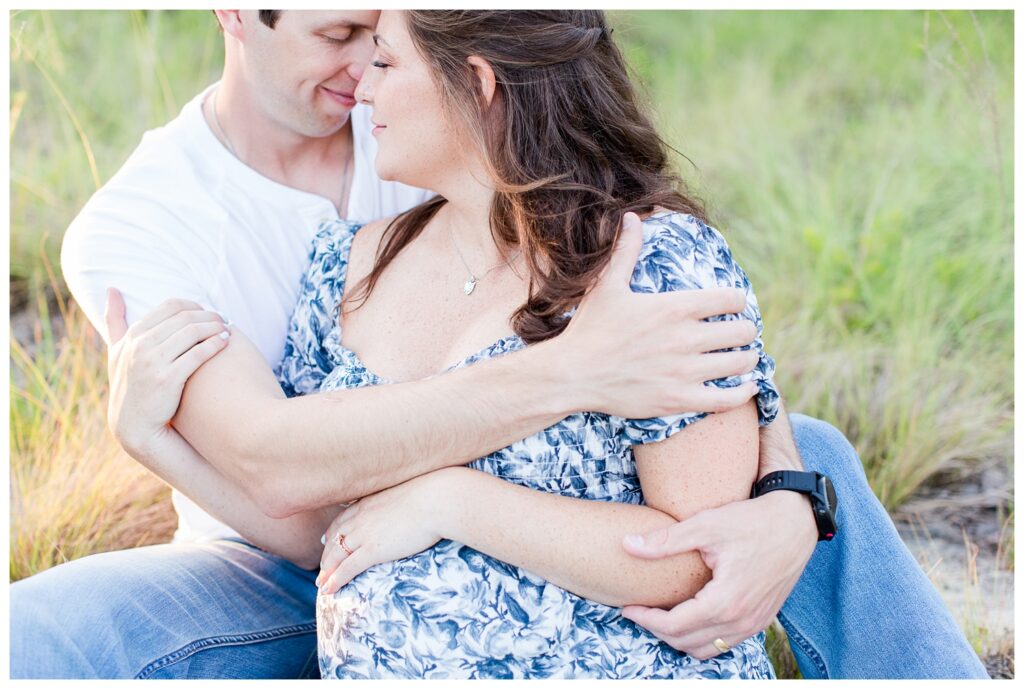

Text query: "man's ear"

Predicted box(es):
[467, 55, 497, 109]
[214, 10, 245, 42]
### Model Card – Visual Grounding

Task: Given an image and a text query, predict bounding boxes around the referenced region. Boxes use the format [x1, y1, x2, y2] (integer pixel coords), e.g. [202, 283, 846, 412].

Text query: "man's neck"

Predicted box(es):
[204, 78, 354, 214]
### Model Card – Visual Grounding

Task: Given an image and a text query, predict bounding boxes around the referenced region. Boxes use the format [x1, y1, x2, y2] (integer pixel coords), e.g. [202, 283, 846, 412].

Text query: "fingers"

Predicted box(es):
[690, 381, 759, 413]
[133, 297, 209, 334]
[169, 330, 231, 383]
[317, 531, 359, 592]
[104, 288, 129, 344]
[321, 546, 372, 595]
[594, 212, 643, 288]
[147, 309, 225, 348]
[692, 320, 757, 353]
[622, 517, 706, 560]
[160, 319, 230, 360]
[670, 287, 747, 321]
[698, 350, 759, 382]
[621, 589, 725, 657]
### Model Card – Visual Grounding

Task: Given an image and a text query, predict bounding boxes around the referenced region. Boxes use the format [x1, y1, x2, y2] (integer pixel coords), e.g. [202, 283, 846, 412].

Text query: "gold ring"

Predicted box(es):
[713, 637, 731, 653]
[336, 533, 354, 556]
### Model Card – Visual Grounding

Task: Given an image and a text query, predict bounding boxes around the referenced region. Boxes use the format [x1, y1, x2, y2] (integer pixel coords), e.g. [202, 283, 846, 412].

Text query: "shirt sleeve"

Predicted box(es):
[60, 187, 221, 345]
[611, 212, 780, 446]
[274, 220, 361, 397]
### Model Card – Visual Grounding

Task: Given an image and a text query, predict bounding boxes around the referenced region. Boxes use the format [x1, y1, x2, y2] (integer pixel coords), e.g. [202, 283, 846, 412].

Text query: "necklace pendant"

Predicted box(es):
[463, 277, 477, 295]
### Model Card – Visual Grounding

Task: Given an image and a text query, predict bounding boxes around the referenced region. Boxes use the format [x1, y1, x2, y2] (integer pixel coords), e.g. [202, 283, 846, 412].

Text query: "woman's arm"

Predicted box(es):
[319, 402, 759, 610]
[170, 216, 757, 518]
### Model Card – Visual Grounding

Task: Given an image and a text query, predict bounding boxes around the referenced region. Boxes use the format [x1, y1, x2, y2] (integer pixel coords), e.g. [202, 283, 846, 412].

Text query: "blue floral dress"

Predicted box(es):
[276, 211, 780, 679]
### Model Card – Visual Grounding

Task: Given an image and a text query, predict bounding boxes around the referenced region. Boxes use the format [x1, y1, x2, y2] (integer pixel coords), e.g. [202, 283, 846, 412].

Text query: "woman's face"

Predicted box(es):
[354, 11, 467, 190]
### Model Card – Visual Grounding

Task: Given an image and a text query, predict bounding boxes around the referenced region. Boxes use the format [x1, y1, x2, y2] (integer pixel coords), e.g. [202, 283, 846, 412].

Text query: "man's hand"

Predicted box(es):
[558, 212, 759, 419]
[619, 490, 817, 659]
[105, 289, 230, 456]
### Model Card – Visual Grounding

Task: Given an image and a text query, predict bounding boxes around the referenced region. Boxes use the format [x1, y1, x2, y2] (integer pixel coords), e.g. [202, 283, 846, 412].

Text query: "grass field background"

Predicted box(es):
[9, 10, 1014, 677]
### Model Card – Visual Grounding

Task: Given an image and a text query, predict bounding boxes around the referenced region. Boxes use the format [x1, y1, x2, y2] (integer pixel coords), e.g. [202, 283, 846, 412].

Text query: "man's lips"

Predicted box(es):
[321, 86, 356, 107]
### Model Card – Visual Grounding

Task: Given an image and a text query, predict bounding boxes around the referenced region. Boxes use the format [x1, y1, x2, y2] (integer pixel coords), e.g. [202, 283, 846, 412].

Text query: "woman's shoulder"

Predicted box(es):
[638, 209, 726, 250]
[630, 209, 742, 293]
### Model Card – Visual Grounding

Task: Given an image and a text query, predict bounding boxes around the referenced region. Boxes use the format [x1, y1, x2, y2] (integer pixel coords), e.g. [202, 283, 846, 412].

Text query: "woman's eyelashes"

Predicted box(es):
[371, 60, 392, 70]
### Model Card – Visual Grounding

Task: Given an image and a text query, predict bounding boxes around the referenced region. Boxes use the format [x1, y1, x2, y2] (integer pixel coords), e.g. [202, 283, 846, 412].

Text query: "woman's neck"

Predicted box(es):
[431, 168, 513, 269]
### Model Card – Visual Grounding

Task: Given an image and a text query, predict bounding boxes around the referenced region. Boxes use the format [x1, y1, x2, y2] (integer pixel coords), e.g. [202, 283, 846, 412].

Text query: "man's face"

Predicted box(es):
[240, 10, 379, 138]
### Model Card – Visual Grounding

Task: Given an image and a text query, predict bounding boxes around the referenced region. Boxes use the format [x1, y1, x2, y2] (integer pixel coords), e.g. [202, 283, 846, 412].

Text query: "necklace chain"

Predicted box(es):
[209, 86, 352, 212]
[210, 87, 238, 159]
[447, 225, 521, 296]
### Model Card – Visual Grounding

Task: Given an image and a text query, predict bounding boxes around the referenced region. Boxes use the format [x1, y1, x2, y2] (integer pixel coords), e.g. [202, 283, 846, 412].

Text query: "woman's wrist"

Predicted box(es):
[423, 466, 476, 541]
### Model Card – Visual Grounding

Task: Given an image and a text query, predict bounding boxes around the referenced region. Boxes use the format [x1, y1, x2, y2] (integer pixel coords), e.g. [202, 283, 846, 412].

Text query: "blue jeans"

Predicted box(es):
[9, 416, 987, 679]
[780, 414, 988, 679]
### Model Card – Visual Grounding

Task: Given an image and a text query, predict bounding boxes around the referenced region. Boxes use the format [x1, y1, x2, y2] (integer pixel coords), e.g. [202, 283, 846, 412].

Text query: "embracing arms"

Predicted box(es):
[167, 216, 758, 517]
[317, 401, 759, 610]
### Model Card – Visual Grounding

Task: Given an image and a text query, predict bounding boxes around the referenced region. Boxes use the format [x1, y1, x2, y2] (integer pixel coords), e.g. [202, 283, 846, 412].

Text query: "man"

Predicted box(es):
[11, 10, 986, 679]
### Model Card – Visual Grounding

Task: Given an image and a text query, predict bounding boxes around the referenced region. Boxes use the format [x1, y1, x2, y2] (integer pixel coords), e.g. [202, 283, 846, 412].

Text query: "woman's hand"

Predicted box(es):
[316, 469, 460, 594]
[105, 288, 230, 459]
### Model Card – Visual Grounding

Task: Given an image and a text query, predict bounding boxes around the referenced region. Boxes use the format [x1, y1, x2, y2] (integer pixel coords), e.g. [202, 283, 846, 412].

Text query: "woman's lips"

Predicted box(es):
[321, 86, 356, 108]
[372, 123, 386, 136]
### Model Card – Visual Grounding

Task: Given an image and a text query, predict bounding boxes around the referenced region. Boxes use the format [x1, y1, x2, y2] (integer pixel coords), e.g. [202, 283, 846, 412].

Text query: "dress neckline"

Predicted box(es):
[325, 222, 526, 385]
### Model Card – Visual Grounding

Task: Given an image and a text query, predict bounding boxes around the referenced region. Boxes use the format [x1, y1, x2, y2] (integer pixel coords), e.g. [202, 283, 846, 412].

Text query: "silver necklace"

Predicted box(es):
[448, 226, 521, 296]
[210, 87, 238, 159]
[210, 86, 353, 212]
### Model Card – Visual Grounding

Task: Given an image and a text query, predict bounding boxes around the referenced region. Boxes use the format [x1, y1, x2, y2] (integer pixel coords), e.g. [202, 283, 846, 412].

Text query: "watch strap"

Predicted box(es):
[753, 470, 819, 497]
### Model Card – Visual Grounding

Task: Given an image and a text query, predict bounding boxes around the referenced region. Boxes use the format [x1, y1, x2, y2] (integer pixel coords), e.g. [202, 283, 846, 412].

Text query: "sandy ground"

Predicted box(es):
[894, 463, 1014, 678]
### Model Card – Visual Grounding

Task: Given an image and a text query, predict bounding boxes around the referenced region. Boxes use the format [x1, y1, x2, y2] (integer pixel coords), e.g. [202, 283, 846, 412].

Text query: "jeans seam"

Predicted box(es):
[134, 622, 318, 679]
[776, 611, 829, 679]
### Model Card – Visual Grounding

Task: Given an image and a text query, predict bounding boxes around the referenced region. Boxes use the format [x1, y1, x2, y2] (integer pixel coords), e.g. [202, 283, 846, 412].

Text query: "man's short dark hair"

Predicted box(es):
[259, 11, 281, 29]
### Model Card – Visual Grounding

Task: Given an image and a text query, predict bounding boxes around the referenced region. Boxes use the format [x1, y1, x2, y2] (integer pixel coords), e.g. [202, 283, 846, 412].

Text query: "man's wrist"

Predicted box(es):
[505, 336, 590, 416]
[758, 489, 818, 546]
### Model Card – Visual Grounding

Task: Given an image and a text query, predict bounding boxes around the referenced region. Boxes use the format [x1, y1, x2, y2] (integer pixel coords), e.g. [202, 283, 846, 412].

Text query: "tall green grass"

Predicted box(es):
[615, 10, 1013, 509]
[9, 9, 1014, 675]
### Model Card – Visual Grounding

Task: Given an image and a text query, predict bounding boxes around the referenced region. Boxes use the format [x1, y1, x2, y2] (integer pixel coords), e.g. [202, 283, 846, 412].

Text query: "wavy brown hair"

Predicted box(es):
[349, 10, 707, 344]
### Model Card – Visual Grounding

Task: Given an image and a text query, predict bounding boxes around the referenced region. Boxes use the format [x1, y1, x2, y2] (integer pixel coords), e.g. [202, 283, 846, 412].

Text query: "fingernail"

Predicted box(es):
[319, 582, 331, 594]
[320, 533, 327, 546]
[624, 534, 645, 548]
[219, 331, 230, 340]
[315, 575, 322, 587]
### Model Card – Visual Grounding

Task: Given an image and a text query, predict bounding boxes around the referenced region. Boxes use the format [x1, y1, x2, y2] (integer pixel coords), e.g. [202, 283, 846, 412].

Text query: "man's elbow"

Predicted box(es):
[247, 479, 307, 520]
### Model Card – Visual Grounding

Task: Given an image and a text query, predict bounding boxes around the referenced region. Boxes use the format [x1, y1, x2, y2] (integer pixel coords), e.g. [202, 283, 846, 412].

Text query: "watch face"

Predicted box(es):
[822, 476, 837, 511]
[815, 474, 839, 540]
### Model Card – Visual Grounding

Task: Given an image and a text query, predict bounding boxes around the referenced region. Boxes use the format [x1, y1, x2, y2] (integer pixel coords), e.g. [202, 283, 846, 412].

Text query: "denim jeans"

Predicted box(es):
[9, 416, 988, 679]
[780, 414, 988, 679]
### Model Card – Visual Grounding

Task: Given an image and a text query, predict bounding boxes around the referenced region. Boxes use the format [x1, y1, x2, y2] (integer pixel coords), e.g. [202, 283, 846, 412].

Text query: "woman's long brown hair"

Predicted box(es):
[348, 10, 707, 344]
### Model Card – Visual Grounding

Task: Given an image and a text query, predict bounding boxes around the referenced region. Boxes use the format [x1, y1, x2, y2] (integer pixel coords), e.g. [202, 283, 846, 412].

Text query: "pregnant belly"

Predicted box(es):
[316, 540, 583, 679]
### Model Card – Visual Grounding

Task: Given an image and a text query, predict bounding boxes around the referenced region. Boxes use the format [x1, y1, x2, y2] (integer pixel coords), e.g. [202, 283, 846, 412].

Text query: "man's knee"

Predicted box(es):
[788, 413, 867, 482]
[10, 564, 109, 678]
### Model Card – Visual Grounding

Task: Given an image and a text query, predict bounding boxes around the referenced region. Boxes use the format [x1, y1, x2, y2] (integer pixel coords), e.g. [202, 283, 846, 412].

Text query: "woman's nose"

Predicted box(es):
[354, 73, 374, 104]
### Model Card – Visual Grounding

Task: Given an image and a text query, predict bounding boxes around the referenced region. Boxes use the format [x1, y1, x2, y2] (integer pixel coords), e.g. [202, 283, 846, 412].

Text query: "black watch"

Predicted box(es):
[750, 471, 838, 542]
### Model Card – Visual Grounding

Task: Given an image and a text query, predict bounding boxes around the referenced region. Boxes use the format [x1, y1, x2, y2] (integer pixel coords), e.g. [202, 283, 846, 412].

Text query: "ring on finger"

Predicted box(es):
[336, 533, 354, 556]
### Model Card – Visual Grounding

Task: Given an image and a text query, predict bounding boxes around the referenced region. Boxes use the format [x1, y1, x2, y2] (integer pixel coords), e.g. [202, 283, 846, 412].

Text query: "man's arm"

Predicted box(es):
[172, 215, 760, 517]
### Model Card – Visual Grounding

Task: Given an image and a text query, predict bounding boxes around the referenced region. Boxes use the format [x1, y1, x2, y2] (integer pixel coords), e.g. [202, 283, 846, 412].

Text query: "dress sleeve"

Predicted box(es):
[612, 212, 780, 446]
[274, 220, 360, 398]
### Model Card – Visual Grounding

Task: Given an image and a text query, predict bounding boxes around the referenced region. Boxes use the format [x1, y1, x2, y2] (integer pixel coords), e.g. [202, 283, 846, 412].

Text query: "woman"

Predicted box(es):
[282, 10, 778, 679]
[113, 9, 778, 679]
